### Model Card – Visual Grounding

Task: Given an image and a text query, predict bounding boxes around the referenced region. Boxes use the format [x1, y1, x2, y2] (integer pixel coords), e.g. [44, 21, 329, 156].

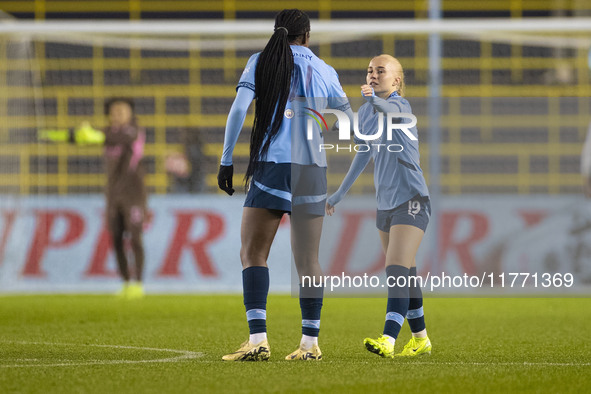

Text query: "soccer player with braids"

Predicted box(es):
[326, 55, 433, 358]
[40, 98, 147, 299]
[218, 9, 352, 361]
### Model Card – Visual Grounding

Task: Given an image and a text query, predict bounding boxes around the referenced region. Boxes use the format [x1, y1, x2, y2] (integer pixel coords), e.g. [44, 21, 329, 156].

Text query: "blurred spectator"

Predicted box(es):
[165, 127, 208, 193]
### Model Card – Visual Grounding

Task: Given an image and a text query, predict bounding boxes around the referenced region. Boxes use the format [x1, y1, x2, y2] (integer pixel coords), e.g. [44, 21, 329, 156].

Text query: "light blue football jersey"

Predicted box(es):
[357, 92, 430, 210]
[236, 45, 350, 166]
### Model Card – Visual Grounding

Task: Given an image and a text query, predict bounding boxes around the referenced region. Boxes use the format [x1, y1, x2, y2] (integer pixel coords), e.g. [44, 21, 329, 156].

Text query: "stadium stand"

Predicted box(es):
[0, 0, 590, 194]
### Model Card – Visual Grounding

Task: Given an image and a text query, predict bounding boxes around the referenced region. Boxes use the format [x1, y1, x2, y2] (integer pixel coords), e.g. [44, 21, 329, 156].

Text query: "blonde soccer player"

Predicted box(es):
[326, 55, 432, 358]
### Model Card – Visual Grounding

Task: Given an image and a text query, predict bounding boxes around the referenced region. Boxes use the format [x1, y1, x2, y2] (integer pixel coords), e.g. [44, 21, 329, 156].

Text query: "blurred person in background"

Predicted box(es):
[40, 98, 148, 299]
[165, 127, 208, 193]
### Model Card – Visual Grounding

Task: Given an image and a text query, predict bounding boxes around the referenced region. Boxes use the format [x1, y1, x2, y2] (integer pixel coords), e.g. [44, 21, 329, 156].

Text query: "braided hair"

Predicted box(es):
[245, 9, 310, 186]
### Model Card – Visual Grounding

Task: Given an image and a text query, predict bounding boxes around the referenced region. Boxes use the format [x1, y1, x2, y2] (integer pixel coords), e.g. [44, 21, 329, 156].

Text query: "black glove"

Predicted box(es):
[217, 165, 235, 195]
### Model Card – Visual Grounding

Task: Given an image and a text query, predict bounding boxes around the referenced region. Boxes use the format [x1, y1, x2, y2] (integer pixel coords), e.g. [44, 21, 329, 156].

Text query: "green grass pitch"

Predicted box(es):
[1, 295, 590, 393]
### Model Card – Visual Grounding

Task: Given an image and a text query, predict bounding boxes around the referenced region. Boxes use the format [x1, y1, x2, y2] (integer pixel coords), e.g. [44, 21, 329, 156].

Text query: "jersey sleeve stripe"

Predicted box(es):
[236, 81, 255, 92]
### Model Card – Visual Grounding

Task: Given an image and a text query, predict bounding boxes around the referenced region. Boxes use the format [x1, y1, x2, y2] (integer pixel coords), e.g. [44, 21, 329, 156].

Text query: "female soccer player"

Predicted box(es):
[326, 55, 432, 358]
[218, 9, 352, 361]
[103, 98, 148, 300]
[40, 98, 148, 299]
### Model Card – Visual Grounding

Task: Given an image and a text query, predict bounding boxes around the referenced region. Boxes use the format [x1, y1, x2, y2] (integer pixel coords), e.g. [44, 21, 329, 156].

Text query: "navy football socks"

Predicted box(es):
[407, 266, 426, 333]
[383, 264, 410, 340]
[242, 266, 269, 334]
[299, 285, 324, 337]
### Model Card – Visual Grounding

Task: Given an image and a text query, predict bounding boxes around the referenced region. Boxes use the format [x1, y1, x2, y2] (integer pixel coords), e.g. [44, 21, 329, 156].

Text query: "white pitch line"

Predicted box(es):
[2, 342, 589, 367]
[0, 341, 203, 368]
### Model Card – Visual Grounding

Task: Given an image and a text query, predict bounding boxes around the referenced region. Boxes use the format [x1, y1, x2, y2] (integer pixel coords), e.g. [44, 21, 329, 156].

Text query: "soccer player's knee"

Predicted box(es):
[294, 258, 320, 276]
[109, 233, 120, 247]
[240, 247, 267, 268]
[109, 222, 124, 238]
[130, 233, 143, 249]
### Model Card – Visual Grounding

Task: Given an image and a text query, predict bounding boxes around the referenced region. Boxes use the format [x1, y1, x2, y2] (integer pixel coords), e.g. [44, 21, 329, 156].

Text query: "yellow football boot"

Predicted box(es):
[363, 335, 395, 358]
[395, 336, 432, 357]
[126, 282, 145, 299]
[222, 340, 270, 361]
[117, 283, 129, 298]
[285, 344, 322, 361]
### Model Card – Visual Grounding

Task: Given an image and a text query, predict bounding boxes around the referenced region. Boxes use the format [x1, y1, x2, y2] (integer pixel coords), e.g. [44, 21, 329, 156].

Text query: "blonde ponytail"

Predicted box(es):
[397, 70, 406, 97]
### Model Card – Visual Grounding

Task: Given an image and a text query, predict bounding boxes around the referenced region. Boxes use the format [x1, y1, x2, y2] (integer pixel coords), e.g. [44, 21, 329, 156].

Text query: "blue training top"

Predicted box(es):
[221, 45, 351, 167]
[328, 91, 429, 210]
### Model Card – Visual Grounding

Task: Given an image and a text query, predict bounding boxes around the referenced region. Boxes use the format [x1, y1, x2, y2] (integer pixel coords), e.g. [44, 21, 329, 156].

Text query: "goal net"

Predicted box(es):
[0, 18, 589, 196]
[1, 18, 591, 294]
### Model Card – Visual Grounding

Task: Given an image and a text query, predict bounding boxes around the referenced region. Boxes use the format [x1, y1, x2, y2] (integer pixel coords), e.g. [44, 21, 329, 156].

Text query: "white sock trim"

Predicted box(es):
[383, 334, 395, 346]
[300, 334, 318, 349]
[249, 332, 267, 344]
